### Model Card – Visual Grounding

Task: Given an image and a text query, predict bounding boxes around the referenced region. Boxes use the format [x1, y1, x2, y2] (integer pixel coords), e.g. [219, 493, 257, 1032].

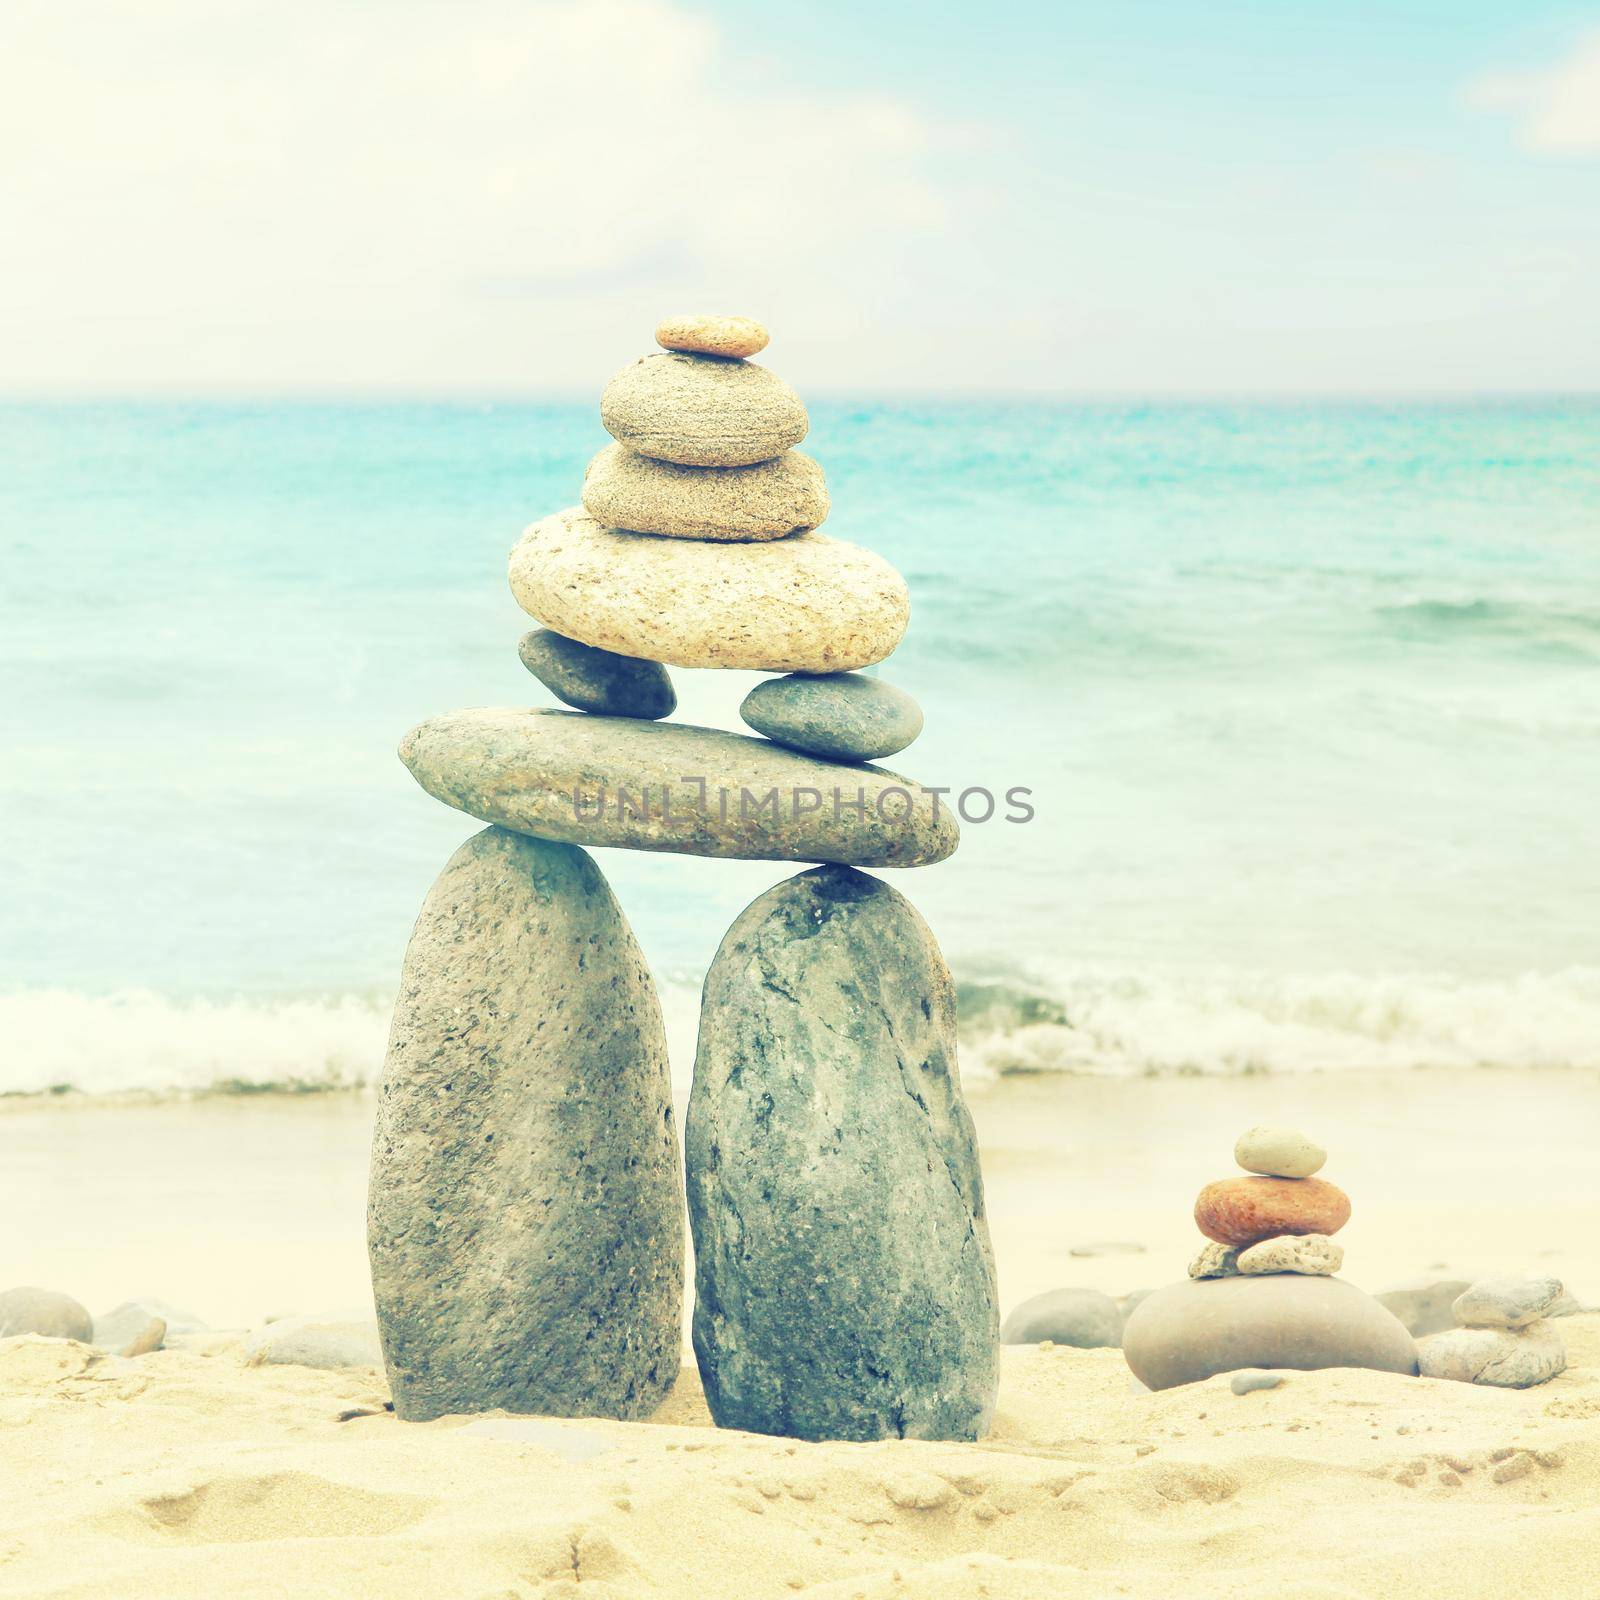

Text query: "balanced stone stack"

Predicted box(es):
[1123, 1125, 1418, 1389]
[370, 315, 998, 1442]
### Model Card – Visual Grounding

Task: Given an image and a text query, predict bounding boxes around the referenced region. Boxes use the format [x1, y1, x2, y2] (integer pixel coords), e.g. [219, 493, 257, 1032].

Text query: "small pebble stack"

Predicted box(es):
[1189, 1125, 1349, 1279]
[1121, 1126, 1418, 1390]
[1417, 1276, 1568, 1389]
[371, 316, 996, 1443]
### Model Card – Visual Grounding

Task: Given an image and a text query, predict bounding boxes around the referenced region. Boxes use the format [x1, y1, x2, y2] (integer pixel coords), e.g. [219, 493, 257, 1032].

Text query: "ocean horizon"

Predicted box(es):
[6, 394, 1599, 1095]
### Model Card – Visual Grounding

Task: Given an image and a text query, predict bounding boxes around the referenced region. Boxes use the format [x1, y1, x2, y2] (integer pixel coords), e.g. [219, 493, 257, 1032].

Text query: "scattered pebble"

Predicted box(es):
[1230, 1370, 1285, 1395]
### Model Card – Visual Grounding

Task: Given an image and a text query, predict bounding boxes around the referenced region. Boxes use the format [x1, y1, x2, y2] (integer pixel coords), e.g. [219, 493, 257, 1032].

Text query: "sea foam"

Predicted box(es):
[4, 964, 1598, 1099]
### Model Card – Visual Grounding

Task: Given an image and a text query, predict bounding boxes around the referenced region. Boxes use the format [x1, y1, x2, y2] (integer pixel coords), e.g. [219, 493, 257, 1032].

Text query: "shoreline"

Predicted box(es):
[4, 1066, 1595, 1331]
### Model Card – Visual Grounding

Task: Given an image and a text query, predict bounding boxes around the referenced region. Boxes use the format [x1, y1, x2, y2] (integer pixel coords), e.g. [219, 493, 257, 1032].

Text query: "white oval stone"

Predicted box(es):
[581, 442, 828, 541]
[1234, 1125, 1327, 1179]
[655, 313, 769, 359]
[509, 509, 908, 673]
[601, 352, 807, 467]
[1237, 1233, 1343, 1277]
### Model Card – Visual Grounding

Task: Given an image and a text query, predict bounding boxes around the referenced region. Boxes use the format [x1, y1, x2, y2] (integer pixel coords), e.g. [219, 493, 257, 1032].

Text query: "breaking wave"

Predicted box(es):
[4, 963, 1599, 1100]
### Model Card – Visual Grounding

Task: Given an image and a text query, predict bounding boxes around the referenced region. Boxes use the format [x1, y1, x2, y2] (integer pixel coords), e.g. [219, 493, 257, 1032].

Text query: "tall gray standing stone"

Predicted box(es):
[686, 865, 999, 1443]
[369, 827, 683, 1422]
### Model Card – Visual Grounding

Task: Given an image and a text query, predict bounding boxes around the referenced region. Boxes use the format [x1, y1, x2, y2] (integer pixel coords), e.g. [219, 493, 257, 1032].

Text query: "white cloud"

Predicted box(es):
[1470, 29, 1600, 154]
[0, 0, 955, 389]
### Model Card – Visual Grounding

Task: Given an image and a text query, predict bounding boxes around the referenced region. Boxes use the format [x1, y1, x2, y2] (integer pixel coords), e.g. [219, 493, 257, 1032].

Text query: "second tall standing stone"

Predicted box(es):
[686, 865, 999, 1442]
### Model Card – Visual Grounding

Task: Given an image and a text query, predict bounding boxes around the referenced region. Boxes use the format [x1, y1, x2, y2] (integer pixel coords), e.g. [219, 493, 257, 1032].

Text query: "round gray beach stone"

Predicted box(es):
[1000, 1288, 1122, 1349]
[687, 866, 999, 1442]
[1375, 1277, 1473, 1337]
[0, 1288, 93, 1343]
[399, 707, 958, 869]
[518, 629, 676, 720]
[582, 442, 827, 541]
[740, 673, 924, 762]
[1452, 1275, 1564, 1330]
[601, 351, 807, 467]
[1121, 1275, 1418, 1391]
[369, 827, 683, 1422]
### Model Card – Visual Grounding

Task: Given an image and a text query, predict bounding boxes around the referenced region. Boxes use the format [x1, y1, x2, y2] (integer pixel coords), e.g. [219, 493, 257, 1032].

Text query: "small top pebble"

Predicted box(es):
[655, 314, 769, 360]
[1452, 1275, 1564, 1330]
[1234, 1125, 1326, 1179]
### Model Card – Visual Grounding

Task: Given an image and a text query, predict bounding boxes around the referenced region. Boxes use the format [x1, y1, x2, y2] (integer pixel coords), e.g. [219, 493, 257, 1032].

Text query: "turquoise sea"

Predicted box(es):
[4, 398, 1599, 1093]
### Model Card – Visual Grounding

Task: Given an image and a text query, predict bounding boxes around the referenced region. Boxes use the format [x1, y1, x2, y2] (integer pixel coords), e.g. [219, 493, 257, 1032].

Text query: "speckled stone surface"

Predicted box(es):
[1453, 1276, 1565, 1330]
[581, 443, 827, 540]
[1236, 1233, 1344, 1276]
[517, 628, 676, 720]
[368, 828, 683, 1422]
[1194, 1176, 1352, 1247]
[655, 313, 770, 359]
[687, 866, 999, 1441]
[1122, 1276, 1418, 1390]
[399, 707, 959, 868]
[509, 509, 908, 673]
[740, 672, 923, 761]
[601, 351, 807, 466]
[1417, 1322, 1566, 1387]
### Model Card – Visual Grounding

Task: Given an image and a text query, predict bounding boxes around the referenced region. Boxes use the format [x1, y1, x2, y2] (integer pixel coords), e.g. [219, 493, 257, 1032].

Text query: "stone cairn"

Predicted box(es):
[1122, 1125, 1419, 1389]
[368, 314, 1000, 1441]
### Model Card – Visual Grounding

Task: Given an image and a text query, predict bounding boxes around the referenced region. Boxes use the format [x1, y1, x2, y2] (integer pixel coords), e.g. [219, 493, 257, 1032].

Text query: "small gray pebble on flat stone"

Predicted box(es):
[1230, 1369, 1285, 1394]
[1189, 1242, 1241, 1280]
[1417, 1322, 1566, 1388]
[601, 351, 807, 467]
[740, 673, 924, 762]
[0, 1287, 93, 1343]
[1452, 1275, 1564, 1330]
[1237, 1233, 1343, 1277]
[246, 1313, 383, 1371]
[518, 629, 676, 720]
[1000, 1287, 1123, 1349]
[1375, 1277, 1473, 1337]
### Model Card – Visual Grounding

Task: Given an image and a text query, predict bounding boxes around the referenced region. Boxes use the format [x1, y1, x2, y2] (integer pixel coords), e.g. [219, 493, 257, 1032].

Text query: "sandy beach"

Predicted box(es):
[4, 1310, 1598, 1598]
[4, 1067, 1598, 1596]
[6, 1067, 1596, 1326]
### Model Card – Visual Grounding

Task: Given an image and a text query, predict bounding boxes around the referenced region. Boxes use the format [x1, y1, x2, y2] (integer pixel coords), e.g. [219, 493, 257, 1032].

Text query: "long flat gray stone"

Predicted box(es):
[368, 827, 684, 1422]
[399, 707, 958, 868]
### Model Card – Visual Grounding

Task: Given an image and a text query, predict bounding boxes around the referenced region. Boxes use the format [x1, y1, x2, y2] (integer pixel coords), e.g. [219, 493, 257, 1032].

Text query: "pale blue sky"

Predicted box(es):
[1, 0, 1597, 391]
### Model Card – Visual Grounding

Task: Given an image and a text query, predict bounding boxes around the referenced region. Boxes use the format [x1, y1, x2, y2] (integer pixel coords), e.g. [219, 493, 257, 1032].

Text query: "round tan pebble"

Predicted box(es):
[1234, 1125, 1326, 1179]
[655, 314, 769, 359]
[601, 352, 807, 467]
[1194, 1176, 1351, 1248]
[581, 442, 827, 541]
[508, 508, 908, 673]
